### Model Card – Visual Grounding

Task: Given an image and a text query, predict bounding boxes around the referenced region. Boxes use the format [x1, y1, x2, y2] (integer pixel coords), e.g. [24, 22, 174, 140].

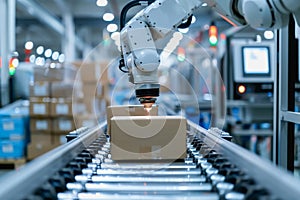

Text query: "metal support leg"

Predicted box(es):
[0, 0, 15, 106]
[276, 16, 298, 171]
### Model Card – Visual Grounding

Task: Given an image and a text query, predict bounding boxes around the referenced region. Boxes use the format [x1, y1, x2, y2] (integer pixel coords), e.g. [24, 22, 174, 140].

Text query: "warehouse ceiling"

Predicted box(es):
[15, 0, 229, 60]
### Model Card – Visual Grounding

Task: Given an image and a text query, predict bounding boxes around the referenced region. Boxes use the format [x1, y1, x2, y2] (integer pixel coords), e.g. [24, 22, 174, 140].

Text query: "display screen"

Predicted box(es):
[242, 46, 271, 76]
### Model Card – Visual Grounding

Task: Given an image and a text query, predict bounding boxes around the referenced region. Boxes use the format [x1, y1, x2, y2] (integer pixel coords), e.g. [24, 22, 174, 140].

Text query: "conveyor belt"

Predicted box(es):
[0, 121, 300, 200]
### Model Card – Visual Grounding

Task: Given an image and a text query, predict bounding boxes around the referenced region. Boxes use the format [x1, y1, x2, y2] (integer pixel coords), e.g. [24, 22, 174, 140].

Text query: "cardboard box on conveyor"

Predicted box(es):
[106, 105, 158, 136]
[110, 116, 187, 161]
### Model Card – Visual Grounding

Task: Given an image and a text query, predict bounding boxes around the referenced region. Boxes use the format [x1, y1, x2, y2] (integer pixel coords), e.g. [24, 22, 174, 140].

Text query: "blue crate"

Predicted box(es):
[0, 117, 26, 140]
[0, 100, 30, 142]
[0, 140, 26, 159]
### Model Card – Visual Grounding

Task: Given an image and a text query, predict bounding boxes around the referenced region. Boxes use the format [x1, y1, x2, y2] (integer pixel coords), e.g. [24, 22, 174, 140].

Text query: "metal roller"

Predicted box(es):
[1, 121, 300, 200]
[85, 182, 213, 192]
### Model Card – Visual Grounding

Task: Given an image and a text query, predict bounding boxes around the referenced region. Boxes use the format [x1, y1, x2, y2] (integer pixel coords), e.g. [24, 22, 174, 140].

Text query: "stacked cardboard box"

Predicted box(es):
[28, 65, 75, 159]
[72, 61, 110, 128]
[28, 62, 111, 159]
[0, 100, 29, 159]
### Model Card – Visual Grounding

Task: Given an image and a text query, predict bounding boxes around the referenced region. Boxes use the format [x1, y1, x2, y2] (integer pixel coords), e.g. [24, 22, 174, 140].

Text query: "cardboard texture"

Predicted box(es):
[106, 105, 158, 135]
[52, 134, 67, 146]
[73, 97, 106, 114]
[27, 133, 53, 160]
[72, 61, 109, 84]
[30, 118, 52, 133]
[30, 81, 50, 97]
[81, 82, 103, 97]
[33, 66, 65, 82]
[110, 116, 186, 160]
[50, 98, 72, 116]
[52, 118, 75, 134]
[51, 82, 74, 98]
[74, 114, 100, 128]
[29, 97, 50, 117]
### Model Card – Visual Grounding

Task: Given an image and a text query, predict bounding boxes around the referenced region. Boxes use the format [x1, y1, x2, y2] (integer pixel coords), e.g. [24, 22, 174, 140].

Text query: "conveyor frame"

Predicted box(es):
[0, 120, 299, 199]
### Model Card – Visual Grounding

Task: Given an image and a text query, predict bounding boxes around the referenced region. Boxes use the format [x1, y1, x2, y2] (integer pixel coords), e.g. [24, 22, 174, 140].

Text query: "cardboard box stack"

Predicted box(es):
[28, 64, 75, 160]
[72, 61, 110, 128]
[0, 100, 29, 159]
[28, 61, 110, 160]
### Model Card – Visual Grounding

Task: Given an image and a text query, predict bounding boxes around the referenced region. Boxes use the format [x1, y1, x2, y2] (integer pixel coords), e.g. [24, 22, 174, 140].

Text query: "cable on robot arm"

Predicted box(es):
[120, 0, 156, 31]
[119, 0, 156, 74]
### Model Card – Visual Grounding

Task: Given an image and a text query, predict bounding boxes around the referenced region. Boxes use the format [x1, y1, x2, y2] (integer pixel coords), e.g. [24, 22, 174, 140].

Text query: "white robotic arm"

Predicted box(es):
[120, 0, 203, 108]
[119, 0, 300, 108]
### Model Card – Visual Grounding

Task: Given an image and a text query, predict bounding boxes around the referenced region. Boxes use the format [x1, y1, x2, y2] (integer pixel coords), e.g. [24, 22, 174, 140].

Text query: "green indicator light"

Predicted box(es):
[9, 67, 16, 76]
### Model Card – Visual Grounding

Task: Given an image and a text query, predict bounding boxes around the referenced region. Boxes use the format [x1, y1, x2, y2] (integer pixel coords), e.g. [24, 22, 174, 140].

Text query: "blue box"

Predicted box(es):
[0, 117, 26, 140]
[0, 100, 30, 142]
[0, 140, 26, 159]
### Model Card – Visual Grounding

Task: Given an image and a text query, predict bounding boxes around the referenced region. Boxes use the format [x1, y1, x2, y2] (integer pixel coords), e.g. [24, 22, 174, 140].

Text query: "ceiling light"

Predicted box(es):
[50, 63, 56, 68]
[96, 0, 107, 7]
[107, 24, 118, 32]
[25, 41, 33, 50]
[203, 24, 210, 30]
[58, 54, 65, 63]
[44, 49, 52, 58]
[110, 31, 120, 40]
[36, 46, 44, 55]
[52, 51, 59, 60]
[103, 13, 114, 21]
[12, 58, 19, 67]
[202, 3, 208, 7]
[111, 32, 121, 51]
[35, 57, 45, 66]
[29, 55, 36, 63]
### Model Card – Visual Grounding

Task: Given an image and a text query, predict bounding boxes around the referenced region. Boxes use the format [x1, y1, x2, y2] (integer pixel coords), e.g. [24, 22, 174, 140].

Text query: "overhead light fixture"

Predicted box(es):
[110, 31, 120, 40]
[103, 13, 114, 21]
[58, 54, 65, 63]
[36, 46, 44, 55]
[35, 57, 45, 66]
[29, 55, 36, 63]
[107, 23, 118, 32]
[12, 58, 19, 67]
[52, 51, 59, 60]
[202, 3, 208, 7]
[96, 0, 107, 7]
[25, 41, 33, 50]
[111, 32, 121, 51]
[50, 63, 56, 68]
[203, 24, 210, 30]
[44, 49, 52, 58]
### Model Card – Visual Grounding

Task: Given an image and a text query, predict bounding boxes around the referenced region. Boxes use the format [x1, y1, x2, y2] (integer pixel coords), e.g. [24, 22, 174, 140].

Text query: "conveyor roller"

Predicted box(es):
[0, 121, 300, 200]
